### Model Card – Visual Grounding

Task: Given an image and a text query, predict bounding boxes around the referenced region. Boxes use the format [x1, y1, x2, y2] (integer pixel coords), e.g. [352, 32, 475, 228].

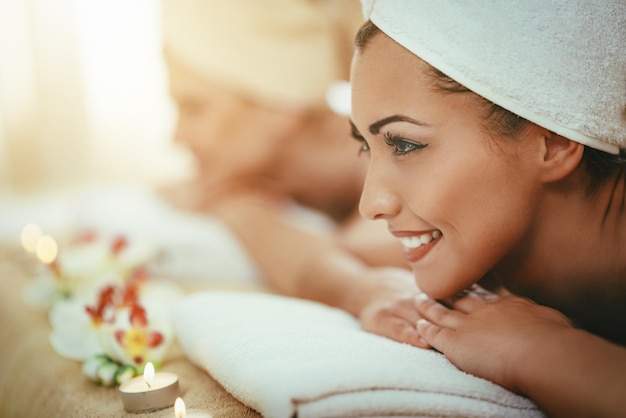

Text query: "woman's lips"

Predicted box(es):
[397, 230, 442, 263]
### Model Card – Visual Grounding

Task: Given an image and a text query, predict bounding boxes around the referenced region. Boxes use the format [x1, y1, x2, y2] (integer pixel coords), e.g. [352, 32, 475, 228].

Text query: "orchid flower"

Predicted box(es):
[44, 233, 182, 376]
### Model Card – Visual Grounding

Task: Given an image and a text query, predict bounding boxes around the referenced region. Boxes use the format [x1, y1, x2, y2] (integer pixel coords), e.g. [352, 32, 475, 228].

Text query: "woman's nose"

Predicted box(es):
[173, 121, 187, 146]
[173, 113, 211, 154]
[359, 163, 401, 221]
[172, 109, 195, 146]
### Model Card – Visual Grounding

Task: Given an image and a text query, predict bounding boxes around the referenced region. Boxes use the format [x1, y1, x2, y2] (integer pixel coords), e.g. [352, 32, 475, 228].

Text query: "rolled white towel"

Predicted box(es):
[173, 291, 544, 418]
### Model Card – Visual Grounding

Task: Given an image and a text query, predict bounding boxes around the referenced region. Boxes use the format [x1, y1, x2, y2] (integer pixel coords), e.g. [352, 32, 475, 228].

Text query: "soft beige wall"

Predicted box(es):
[0, 0, 188, 197]
[0, 0, 87, 194]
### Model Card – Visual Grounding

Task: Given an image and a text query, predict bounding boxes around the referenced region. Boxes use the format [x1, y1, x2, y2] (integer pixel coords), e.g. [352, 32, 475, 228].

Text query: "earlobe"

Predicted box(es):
[539, 132, 584, 182]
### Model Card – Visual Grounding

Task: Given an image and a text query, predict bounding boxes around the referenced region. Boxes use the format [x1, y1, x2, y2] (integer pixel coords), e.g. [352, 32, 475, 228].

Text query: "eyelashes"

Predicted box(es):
[383, 132, 428, 156]
[349, 121, 428, 157]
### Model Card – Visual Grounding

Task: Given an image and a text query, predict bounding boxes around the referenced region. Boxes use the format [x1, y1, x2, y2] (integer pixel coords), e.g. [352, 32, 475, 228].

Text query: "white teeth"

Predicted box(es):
[400, 236, 422, 249]
[399, 230, 442, 249]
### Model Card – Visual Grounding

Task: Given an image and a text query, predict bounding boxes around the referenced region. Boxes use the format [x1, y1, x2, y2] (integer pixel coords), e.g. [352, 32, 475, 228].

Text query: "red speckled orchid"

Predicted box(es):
[45, 232, 182, 370]
[85, 269, 171, 368]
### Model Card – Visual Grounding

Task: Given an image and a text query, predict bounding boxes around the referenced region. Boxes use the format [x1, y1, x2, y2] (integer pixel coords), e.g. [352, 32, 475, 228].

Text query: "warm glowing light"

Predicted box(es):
[143, 362, 155, 387]
[20, 223, 43, 252]
[36, 235, 58, 264]
[174, 397, 186, 418]
[325, 81, 351, 116]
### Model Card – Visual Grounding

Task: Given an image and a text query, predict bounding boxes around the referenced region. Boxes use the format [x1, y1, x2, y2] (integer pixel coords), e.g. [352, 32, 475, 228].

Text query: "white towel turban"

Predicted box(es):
[362, 0, 626, 154]
[162, 0, 362, 109]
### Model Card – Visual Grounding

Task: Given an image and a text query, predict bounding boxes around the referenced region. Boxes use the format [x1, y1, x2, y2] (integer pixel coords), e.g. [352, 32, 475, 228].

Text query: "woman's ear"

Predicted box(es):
[538, 131, 584, 183]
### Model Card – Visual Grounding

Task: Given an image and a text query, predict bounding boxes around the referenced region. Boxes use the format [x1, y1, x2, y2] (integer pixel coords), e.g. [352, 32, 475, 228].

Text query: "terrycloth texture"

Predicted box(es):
[173, 291, 545, 418]
[362, 0, 626, 154]
[162, 0, 362, 109]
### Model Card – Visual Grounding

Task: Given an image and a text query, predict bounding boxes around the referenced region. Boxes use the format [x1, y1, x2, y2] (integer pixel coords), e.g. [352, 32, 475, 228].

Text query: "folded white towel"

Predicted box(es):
[173, 291, 544, 418]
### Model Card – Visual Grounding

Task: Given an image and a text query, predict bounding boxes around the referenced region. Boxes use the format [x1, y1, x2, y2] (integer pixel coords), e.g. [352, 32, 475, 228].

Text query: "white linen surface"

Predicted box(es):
[173, 291, 544, 418]
[0, 183, 262, 285]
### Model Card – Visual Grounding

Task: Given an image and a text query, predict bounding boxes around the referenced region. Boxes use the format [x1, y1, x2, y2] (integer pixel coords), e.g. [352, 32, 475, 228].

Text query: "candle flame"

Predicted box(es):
[142, 361, 155, 389]
[143, 361, 155, 388]
[174, 397, 186, 418]
[20, 223, 42, 253]
[36, 235, 58, 264]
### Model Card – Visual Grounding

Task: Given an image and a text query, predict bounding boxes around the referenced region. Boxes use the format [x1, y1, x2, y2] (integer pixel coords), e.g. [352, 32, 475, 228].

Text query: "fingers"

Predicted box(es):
[414, 293, 466, 353]
[361, 300, 431, 349]
[415, 293, 464, 329]
[393, 296, 424, 325]
[467, 284, 500, 300]
[447, 292, 487, 313]
[416, 318, 452, 354]
[415, 287, 501, 356]
[441, 285, 500, 313]
[380, 316, 431, 348]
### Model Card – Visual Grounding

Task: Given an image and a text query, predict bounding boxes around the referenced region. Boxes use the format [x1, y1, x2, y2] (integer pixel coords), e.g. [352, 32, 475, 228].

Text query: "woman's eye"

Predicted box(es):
[351, 134, 370, 156]
[350, 121, 370, 156]
[357, 140, 370, 155]
[383, 132, 427, 156]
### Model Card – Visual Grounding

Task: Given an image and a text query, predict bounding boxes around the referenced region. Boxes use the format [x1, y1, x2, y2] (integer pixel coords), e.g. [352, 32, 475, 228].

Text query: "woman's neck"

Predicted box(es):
[497, 168, 626, 344]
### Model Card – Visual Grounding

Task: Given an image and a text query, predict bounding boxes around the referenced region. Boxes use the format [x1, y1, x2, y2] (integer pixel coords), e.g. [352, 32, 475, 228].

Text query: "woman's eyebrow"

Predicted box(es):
[369, 115, 429, 134]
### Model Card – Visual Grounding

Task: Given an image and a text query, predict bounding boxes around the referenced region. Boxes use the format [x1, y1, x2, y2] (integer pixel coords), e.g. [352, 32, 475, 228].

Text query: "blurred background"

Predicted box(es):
[0, 0, 190, 197]
[0, 0, 366, 279]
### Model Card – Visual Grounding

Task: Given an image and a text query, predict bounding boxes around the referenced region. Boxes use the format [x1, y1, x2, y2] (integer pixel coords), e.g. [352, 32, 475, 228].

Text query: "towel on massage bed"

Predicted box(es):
[173, 291, 545, 418]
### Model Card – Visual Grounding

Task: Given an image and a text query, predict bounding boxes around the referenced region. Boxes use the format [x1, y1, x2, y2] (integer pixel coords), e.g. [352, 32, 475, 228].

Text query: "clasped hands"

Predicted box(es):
[359, 279, 573, 393]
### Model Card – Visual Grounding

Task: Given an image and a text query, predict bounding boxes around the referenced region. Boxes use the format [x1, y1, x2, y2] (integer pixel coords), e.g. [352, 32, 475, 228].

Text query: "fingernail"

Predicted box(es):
[416, 293, 430, 303]
[419, 337, 429, 346]
[417, 318, 430, 327]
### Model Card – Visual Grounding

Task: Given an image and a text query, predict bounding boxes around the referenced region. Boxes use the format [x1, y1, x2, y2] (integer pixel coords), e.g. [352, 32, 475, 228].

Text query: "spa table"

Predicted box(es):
[0, 246, 262, 418]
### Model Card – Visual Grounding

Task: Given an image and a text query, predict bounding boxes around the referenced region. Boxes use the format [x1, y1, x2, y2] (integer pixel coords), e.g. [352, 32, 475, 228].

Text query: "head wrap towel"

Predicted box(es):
[162, 0, 361, 109]
[362, 0, 626, 154]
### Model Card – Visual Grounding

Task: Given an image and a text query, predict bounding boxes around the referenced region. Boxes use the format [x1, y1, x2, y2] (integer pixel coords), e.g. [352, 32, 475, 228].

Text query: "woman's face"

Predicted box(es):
[166, 56, 304, 186]
[350, 33, 542, 298]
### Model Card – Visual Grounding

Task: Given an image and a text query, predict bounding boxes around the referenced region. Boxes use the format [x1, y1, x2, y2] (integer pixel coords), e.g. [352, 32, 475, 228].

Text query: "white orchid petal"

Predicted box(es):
[50, 329, 101, 361]
[49, 299, 101, 360]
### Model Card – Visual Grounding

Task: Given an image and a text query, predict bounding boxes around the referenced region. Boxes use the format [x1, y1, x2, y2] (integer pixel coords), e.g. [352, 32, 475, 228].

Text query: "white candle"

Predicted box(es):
[174, 396, 213, 418]
[119, 362, 180, 413]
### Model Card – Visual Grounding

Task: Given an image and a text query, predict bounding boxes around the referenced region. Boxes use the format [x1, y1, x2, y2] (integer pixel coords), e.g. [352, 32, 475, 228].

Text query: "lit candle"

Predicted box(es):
[20, 223, 43, 253]
[36, 235, 58, 264]
[174, 397, 213, 418]
[144, 362, 155, 388]
[175, 398, 185, 418]
[118, 362, 180, 413]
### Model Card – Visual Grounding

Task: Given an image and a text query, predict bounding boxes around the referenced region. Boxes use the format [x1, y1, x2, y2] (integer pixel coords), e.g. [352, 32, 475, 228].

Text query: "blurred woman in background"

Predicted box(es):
[159, 0, 417, 317]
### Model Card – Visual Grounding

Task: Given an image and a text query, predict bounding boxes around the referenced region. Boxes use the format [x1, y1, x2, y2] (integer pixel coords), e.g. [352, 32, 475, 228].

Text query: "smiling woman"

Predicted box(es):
[348, 1, 626, 417]
[351, 28, 547, 300]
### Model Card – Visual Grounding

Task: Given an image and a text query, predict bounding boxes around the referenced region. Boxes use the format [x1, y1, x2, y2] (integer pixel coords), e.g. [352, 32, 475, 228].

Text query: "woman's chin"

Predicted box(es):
[415, 274, 472, 300]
